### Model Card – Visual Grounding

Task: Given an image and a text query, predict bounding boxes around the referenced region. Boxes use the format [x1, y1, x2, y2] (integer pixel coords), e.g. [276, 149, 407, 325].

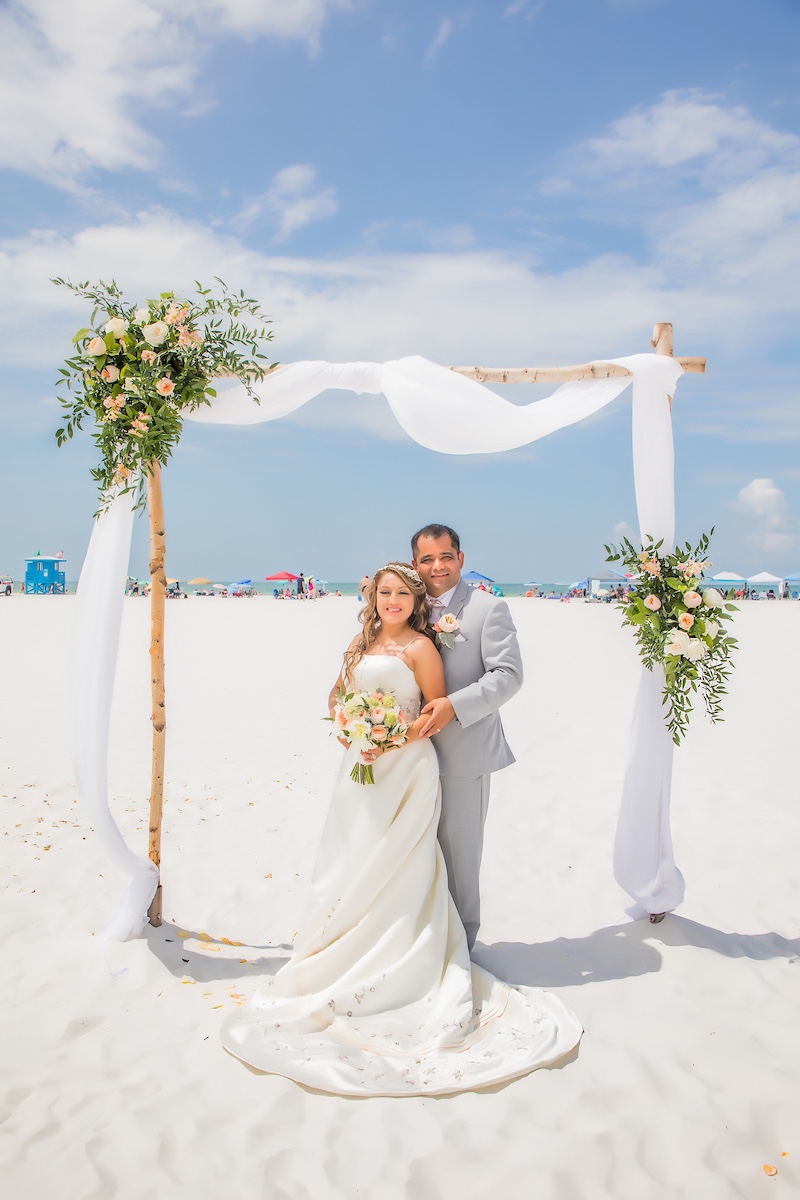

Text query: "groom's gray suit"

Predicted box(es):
[431, 579, 523, 949]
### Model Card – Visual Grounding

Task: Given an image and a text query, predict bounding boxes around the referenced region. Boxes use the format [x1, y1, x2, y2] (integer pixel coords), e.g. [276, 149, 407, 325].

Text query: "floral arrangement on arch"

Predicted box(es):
[604, 530, 738, 745]
[52, 277, 276, 509]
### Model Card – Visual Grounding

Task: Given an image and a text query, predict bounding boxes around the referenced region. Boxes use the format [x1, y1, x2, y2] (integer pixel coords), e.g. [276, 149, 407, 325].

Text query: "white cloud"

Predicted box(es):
[730, 478, 798, 556]
[504, 1, 544, 17]
[233, 166, 339, 239]
[588, 89, 798, 173]
[194, 0, 351, 47]
[0, 0, 350, 188]
[425, 17, 454, 67]
[550, 91, 800, 325]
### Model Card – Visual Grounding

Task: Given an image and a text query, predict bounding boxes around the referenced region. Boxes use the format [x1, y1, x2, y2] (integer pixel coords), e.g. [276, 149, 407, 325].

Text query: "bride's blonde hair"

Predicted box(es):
[343, 563, 433, 684]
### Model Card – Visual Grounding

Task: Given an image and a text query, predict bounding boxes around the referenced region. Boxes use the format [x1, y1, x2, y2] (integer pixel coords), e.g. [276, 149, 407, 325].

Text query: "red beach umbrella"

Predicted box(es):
[265, 572, 300, 581]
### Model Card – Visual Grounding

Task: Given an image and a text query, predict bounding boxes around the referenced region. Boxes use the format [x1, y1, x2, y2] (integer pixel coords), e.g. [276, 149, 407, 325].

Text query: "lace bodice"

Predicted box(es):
[350, 654, 422, 721]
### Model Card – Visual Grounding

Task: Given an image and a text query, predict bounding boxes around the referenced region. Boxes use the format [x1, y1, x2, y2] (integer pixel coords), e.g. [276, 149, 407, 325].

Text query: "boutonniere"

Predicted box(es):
[433, 612, 461, 650]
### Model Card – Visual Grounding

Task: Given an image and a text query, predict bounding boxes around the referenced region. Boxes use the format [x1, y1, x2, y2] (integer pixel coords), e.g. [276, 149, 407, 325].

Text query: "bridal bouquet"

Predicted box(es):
[52, 277, 275, 510]
[329, 688, 411, 784]
[604, 530, 737, 745]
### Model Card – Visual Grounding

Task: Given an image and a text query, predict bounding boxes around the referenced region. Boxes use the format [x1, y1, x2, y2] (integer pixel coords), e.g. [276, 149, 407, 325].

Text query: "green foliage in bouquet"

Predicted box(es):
[604, 530, 738, 745]
[52, 277, 276, 510]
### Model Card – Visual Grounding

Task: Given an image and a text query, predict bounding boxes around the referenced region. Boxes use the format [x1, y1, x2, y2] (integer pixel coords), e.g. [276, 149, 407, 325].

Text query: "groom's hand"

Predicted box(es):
[418, 697, 456, 738]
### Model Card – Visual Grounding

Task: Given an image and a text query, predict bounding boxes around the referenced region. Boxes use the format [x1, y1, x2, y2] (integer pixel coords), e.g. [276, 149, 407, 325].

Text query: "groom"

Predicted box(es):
[412, 524, 523, 950]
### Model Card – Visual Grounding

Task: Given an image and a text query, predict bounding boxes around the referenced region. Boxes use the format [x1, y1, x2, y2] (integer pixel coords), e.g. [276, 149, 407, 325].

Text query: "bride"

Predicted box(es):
[221, 563, 582, 1095]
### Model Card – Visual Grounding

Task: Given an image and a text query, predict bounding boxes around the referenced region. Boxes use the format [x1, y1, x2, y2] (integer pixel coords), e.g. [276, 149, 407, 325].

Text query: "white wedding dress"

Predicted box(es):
[221, 654, 582, 1095]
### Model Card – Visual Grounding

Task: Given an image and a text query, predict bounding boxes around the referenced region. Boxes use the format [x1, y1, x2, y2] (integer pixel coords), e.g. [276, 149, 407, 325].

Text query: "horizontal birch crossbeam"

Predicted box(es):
[214, 354, 705, 385]
[450, 356, 705, 384]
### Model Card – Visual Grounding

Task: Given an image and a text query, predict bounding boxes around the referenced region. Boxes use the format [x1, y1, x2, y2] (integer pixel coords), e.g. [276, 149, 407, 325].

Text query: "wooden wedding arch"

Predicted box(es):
[145, 322, 706, 925]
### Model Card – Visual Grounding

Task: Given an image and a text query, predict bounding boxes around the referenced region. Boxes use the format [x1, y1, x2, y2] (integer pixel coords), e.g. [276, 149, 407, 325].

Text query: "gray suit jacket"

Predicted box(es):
[431, 580, 523, 778]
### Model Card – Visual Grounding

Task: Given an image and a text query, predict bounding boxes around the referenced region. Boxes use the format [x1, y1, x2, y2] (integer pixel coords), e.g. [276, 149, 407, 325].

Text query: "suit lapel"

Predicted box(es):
[449, 579, 471, 620]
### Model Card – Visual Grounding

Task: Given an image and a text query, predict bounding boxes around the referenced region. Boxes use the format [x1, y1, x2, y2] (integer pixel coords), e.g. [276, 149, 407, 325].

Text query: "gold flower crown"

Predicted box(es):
[379, 563, 422, 586]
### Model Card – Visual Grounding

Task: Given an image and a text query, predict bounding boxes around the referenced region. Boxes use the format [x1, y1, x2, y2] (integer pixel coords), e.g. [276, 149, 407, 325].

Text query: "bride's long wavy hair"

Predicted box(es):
[343, 564, 433, 685]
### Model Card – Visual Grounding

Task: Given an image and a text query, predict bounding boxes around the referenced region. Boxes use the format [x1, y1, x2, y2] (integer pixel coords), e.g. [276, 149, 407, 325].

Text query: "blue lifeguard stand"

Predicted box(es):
[25, 552, 67, 594]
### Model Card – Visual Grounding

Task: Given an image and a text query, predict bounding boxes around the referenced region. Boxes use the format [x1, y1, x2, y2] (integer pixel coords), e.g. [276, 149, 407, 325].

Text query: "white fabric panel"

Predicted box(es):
[70, 487, 159, 940]
[609, 354, 686, 914]
[186, 354, 633, 451]
[71, 351, 684, 937]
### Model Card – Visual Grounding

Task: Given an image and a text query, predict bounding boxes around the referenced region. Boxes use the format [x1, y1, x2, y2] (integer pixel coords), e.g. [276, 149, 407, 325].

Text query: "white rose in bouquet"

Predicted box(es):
[703, 588, 724, 609]
[705, 620, 720, 639]
[142, 320, 170, 346]
[664, 629, 691, 657]
[133, 307, 151, 324]
[104, 317, 128, 336]
[685, 638, 708, 662]
[86, 335, 107, 356]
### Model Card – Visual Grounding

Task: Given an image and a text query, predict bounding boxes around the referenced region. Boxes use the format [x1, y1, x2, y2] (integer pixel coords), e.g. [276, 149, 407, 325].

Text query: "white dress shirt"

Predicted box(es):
[427, 582, 459, 616]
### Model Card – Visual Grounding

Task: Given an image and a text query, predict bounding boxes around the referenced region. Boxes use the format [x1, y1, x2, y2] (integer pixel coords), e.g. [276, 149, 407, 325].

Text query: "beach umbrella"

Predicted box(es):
[188, 576, 211, 585]
[235, 579, 252, 586]
[463, 570, 494, 583]
[784, 572, 800, 582]
[711, 571, 746, 583]
[265, 571, 300, 581]
[747, 571, 782, 584]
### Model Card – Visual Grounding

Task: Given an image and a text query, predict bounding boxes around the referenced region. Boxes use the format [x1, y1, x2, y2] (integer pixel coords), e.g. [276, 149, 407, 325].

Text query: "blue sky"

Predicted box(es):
[1, 0, 799, 582]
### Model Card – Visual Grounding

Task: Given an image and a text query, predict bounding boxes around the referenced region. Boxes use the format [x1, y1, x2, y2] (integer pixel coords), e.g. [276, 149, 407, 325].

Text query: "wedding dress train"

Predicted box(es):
[221, 654, 582, 1095]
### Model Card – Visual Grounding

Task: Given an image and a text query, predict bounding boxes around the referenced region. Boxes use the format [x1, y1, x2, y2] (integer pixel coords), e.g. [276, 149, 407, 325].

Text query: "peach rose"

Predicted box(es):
[155, 377, 176, 397]
[371, 726, 389, 743]
[644, 594, 661, 611]
[678, 612, 694, 631]
[100, 365, 120, 383]
[141, 349, 156, 364]
[684, 591, 702, 608]
[86, 336, 107, 356]
[437, 612, 460, 633]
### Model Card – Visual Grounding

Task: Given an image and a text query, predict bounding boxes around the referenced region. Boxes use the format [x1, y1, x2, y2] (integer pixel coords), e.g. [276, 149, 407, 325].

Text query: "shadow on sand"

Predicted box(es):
[474, 916, 800, 989]
[145, 920, 291, 983]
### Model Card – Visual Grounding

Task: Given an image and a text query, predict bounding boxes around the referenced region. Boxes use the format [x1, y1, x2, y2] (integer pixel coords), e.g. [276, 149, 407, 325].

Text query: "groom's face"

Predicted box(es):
[413, 535, 464, 597]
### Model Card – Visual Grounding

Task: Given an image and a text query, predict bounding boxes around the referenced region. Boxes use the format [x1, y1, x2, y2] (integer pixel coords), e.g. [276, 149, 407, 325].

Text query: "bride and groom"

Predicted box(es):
[221, 524, 581, 1095]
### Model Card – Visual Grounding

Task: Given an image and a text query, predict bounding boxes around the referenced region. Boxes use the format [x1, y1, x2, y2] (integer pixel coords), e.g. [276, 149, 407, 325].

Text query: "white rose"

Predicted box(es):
[703, 588, 724, 609]
[705, 620, 720, 639]
[684, 638, 708, 662]
[438, 612, 459, 633]
[664, 629, 691, 657]
[133, 307, 151, 324]
[142, 321, 170, 346]
[104, 316, 128, 336]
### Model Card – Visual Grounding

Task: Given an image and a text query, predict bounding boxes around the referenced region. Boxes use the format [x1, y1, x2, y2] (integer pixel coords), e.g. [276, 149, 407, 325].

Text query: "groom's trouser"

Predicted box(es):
[437, 774, 490, 951]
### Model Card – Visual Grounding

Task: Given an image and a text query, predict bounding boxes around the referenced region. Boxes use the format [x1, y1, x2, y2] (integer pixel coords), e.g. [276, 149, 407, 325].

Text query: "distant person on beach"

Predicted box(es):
[297, 573, 305, 597]
[358, 574, 370, 602]
[221, 558, 579, 1094]
[411, 523, 523, 952]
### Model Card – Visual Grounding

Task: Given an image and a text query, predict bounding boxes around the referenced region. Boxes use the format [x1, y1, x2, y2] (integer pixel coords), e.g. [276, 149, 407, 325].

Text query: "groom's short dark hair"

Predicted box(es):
[411, 524, 461, 558]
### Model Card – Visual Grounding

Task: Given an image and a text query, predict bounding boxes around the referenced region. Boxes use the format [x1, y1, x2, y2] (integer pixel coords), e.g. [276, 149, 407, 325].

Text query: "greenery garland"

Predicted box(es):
[605, 530, 738, 745]
[52, 277, 276, 509]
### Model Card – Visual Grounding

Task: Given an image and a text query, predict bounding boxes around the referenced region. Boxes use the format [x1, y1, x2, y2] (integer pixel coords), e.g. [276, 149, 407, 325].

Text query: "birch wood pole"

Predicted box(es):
[147, 460, 166, 926]
[651, 322, 676, 410]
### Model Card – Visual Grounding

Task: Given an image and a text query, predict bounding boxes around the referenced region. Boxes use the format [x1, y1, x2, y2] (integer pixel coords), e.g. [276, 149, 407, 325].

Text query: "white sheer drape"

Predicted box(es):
[71, 352, 683, 938]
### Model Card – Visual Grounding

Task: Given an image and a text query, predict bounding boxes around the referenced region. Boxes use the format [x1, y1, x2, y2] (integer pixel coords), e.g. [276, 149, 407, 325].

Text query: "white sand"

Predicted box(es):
[1, 596, 798, 1199]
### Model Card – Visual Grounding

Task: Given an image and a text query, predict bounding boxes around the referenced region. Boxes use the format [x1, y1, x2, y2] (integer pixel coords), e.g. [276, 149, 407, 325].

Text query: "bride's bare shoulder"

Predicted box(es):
[405, 633, 439, 664]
